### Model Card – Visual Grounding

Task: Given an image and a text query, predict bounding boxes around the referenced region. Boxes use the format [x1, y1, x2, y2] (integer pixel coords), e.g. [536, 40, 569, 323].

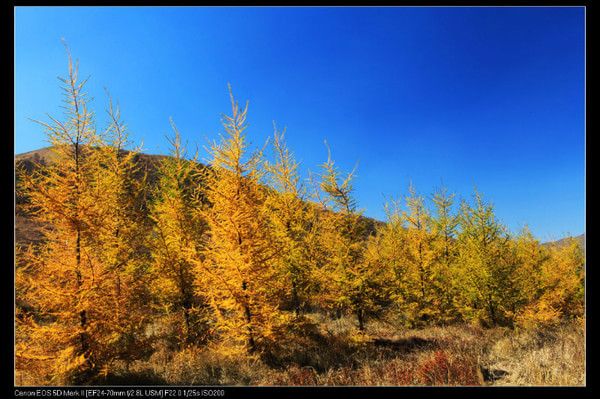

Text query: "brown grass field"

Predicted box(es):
[17, 314, 582, 386]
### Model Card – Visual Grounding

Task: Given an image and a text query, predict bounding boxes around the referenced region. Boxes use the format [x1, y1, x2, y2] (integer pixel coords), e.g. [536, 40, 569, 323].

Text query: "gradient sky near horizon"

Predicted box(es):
[14, 6, 585, 241]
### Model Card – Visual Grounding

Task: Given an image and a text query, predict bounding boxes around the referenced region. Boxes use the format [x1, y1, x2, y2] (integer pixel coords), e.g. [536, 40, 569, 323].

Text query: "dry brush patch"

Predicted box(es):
[485, 322, 585, 386]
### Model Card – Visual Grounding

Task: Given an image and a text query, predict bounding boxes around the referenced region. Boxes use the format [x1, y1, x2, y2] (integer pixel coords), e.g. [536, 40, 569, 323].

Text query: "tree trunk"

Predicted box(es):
[183, 302, 191, 345]
[291, 279, 300, 317]
[75, 229, 89, 355]
[179, 264, 192, 345]
[113, 228, 122, 323]
[357, 307, 365, 331]
[487, 295, 497, 325]
[242, 280, 255, 352]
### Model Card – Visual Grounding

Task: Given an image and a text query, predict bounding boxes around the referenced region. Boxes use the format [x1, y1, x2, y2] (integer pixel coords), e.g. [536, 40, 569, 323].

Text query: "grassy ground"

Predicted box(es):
[81, 313, 584, 386]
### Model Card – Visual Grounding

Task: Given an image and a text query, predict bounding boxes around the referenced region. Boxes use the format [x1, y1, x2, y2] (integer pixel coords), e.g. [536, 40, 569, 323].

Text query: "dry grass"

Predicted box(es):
[485, 322, 585, 386]
[20, 313, 584, 386]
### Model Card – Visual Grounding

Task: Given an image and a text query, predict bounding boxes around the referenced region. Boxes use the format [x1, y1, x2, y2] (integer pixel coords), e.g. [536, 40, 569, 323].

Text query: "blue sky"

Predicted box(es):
[14, 7, 585, 241]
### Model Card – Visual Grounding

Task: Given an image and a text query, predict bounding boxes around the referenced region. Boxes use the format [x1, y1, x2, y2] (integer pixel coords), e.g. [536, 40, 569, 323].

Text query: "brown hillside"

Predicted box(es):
[15, 147, 382, 247]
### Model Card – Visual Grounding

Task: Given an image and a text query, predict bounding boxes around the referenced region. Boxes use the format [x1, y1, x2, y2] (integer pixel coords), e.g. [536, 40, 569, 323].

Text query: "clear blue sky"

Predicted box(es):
[14, 6, 585, 241]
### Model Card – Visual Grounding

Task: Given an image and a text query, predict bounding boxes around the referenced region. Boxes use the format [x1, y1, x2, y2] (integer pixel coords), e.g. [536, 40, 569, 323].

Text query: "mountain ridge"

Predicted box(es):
[14, 146, 383, 246]
[14, 147, 584, 248]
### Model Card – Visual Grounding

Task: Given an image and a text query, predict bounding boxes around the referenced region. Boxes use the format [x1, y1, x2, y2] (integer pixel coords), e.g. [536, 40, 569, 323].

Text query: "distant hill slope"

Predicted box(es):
[15, 146, 169, 178]
[17, 147, 583, 251]
[15, 147, 167, 246]
[543, 234, 585, 252]
[15, 146, 382, 246]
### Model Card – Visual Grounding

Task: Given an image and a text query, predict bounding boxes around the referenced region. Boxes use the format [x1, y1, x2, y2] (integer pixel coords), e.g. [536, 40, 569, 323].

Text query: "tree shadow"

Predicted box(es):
[260, 318, 440, 373]
[369, 336, 437, 353]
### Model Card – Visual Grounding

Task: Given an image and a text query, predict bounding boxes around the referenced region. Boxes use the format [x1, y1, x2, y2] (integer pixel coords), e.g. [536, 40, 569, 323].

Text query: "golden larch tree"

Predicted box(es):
[401, 184, 438, 325]
[314, 145, 382, 331]
[199, 87, 279, 354]
[264, 126, 316, 316]
[430, 187, 461, 323]
[454, 191, 520, 326]
[16, 50, 125, 383]
[148, 120, 210, 347]
[517, 236, 584, 327]
[81, 94, 155, 373]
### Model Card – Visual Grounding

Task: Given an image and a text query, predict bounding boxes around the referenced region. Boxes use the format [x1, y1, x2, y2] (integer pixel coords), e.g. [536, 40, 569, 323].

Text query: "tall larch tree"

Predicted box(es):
[430, 187, 460, 323]
[454, 191, 520, 326]
[199, 87, 279, 354]
[401, 184, 438, 325]
[149, 120, 209, 347]
[368, 200, 410, 323]
[517, 236, 584, 327]
[16, 49, 113, 383]
[509, 226, 548, 319]
[315, 145, 381, 331]
[264, 126, 315, 316]
[87, 95, 155, 368]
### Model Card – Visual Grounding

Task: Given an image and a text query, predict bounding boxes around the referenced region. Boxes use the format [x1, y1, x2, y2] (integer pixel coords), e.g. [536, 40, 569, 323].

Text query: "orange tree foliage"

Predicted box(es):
[263, 126, 317, 316]
[148, 121, 210, 347]
[400, 185, 439, 325]
[453, 192, 523, 326]
[516, 237, 584, 328]
[198, 87, 282, 355]
[311, 145, 388, 331]
[367, 186, 461, 327]
[84, 95, 154, 370]
[16, 51, 150, 383]
[429, 187, 461, 323]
